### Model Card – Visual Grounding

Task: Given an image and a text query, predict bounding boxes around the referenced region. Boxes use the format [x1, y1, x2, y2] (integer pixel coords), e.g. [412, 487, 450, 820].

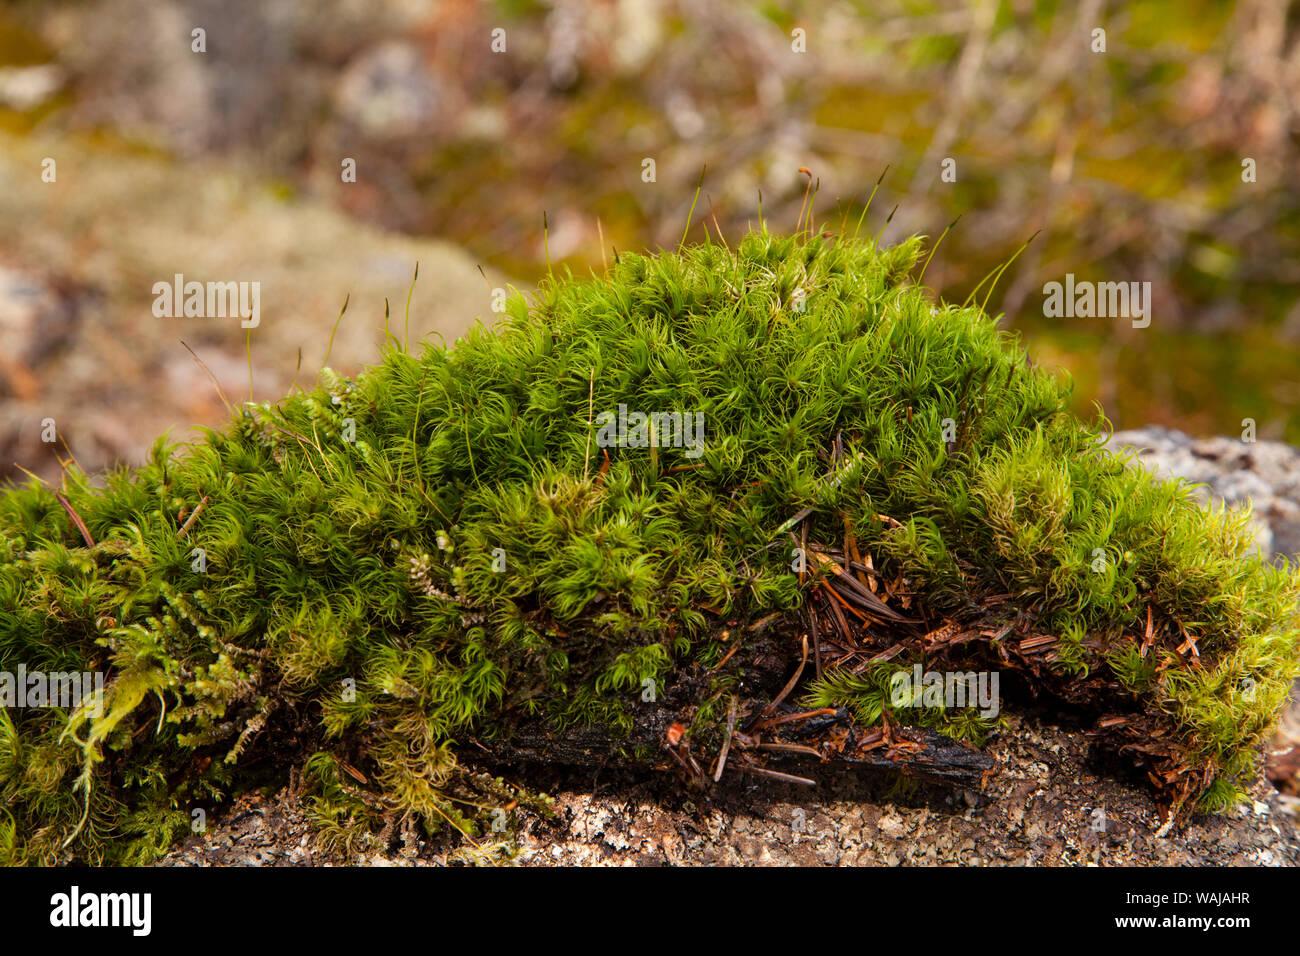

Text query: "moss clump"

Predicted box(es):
[2, 230, 1297, 864]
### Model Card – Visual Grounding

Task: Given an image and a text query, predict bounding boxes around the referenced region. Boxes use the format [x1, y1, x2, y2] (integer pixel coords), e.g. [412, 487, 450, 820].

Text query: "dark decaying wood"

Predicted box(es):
[487, 705, 992, 790]
[483, 617, 995, 791]
[476, 524, 1210, 814]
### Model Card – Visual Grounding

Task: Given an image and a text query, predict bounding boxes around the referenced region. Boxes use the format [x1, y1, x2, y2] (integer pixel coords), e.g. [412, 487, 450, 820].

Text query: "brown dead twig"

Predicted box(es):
[177, 495, 211, 539]
[55, 492, 95, 548]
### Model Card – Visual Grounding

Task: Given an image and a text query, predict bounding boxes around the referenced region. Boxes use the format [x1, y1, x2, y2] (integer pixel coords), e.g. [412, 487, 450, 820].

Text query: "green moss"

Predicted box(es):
[1, 229, 1297, 864]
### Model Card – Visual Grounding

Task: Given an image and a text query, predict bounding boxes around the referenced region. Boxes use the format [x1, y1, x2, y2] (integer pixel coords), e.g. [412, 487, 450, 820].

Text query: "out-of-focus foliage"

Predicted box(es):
[1, 0, 1296, 440]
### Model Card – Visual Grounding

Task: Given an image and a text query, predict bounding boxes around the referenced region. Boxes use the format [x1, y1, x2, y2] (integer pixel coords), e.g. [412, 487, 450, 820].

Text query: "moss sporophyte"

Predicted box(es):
[1, 230, 1297, 864]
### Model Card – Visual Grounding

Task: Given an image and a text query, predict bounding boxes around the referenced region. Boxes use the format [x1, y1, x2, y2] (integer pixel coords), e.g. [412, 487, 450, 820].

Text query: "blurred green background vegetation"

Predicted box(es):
[1, 0, 1297, 458]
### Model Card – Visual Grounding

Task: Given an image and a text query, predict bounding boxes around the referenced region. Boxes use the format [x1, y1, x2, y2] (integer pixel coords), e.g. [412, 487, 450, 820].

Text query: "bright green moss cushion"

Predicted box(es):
[2, 230, 1296, 863]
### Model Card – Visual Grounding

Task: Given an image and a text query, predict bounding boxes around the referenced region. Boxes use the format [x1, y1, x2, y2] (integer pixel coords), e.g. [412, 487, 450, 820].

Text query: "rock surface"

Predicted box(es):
[1111, 426, 1300, 563]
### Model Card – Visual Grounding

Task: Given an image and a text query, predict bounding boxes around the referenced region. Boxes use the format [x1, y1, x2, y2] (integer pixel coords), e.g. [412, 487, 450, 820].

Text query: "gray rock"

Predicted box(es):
[1111, 426, 1300, 563]
[335, 42, 442, 138]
